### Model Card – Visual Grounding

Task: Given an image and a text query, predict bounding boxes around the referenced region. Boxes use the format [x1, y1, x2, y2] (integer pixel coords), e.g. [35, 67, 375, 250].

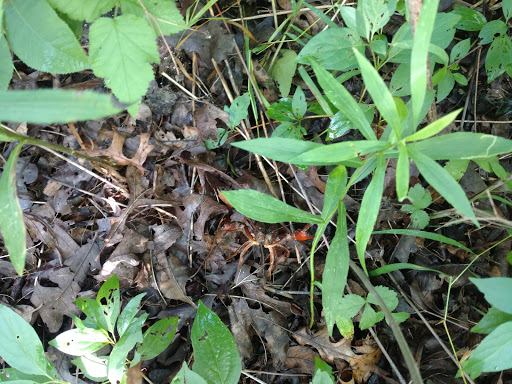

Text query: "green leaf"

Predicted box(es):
[192, 301, 241, 384]
[368, 262, 448, 278]
[410, 210, 429, 229]
[359, 304, 384, 330]
[356, 154, 386, 274]
[117, 293, 146, 337]
[353, 49, 401, 138]
[172, 362, 208, 384]
[134, 317, 178, 363]
[444, 159, 469, 181]
[0, 90, 124, 124]
[222, 189, 323, 224]
[311, 61, 376, 140]
[296, 27, 364, 71]
[367, 286, 399, 311]
[76, 298, 110, 332]
[453, 72, 468, 86]
[396, 143, 409, 202]
[225, 93, 250, 129]
[390, 63, 411, 97]
[391, 312, 410, 323]
[339, 6, 368, 39]
[504, 0, 512, 22]
[49, 328, 110, 356]
[0, 368, 52, 383]
[410, 0, 439, 127]
[450, 38, 471, 63]
[120, 0, 186, 35]
[479, 20, 507, 45]
[338, 294, 365, 318]
[326, 111, 353, 141]
[361, 0, 397, 37]
[89, 14, 160, 114]
[322, 166, 347, 220]
[406, 109, 461, 142]
[461, 322, 512, 379]
[47, 0, 116, 22]
[0, 143, 26, 275]
[323, 203, 349, 336]
[410, 132, 512, 160]
[409, 149, 475, 220]
[0, 38, 13, 90]
[97, 274, 120, 335]
[485, 34, 512, 83]
[232, 137, 322, 161]
[472, 306, 512, 335]
[312, 357, 335, 384]
[4, 0, 89, 74]
[269, 49, 297, 97]
[436, 70, 455, 103]
[0, 305, 58, 378]
[470, 277, 512, 314]
[71, 355, 108, 382]
[108, 314, 147, 384]
[335, 315, 355, 339]
[407, 184, 431, 210]
[292, 87, 307, 119]
[452, 8, 486, 31]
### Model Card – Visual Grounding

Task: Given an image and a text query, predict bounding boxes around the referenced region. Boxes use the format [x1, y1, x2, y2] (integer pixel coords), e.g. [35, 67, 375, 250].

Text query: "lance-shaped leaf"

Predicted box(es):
[232, 138, 322, 162]
[0, 37, 12, 91]
[322, 165, 347, 220]
[356, 154, 386, 274]
[396, 143, 409, 201]
[406, 109, 462, 142]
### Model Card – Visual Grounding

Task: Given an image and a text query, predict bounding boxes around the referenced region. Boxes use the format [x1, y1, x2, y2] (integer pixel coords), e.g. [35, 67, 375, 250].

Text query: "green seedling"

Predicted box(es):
[401, 184, 432, 229]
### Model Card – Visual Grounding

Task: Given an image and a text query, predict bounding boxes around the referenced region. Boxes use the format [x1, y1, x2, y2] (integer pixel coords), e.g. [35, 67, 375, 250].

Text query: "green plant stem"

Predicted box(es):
[349, 259, 424, 384]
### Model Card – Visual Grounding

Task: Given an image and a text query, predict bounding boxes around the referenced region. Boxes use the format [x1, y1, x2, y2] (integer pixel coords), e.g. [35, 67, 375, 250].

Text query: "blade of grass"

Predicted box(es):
[369, 262, 450, 278]
[396, 142, 409, 201]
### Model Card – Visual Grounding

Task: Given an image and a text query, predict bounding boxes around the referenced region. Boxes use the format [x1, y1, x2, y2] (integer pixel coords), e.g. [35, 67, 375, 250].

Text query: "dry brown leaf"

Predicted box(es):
[126, 362, 143, 384]
[285, 345, 319, 373]
[155, 252, 195, 306]
[293, 326, 354, 364]
[193, 196, 228, 240]
[351, 338, 382, 383]
[64, 242, 102, 286]
[194, 104, 229, 142]
[85, 132, 154, 174]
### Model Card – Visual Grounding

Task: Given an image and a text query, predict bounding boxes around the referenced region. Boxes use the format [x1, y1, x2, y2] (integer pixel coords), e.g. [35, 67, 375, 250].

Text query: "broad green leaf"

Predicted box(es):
[359, 303, 384, 330]
[292, 87, 307, 118]
[47, 0, 115, 22]
[0, 38, 13, 90]
[0, 368, 51, 383]
[0, 305, 58, 378]
[222, 189, 323, 224]
[117, 293, 146, 337]
[120, 0, 186, 35]
[504, 0, 512, 22]
[232, 137, 322, 162]
[472, 306, 512, 335]
[312, 357, 335, 384]
[485, 35, 512, 83]
[356, 153, 386, 274]
[311, 61, 376, 140]
[323, 203, 349, 336]
[107, 314, 147, 384]
[470, 277, 512, 314]
[353, 49, 401, 138]
[71, 355, 108, 382]
[410, 0, 439, 127]
[269, 49, 297, 97]
[452, 8, 486, 31]
[374, 229, 474, 254]
[479, 20, 507, 45]
[396, 143, 409, 201]
[390, 63, 411, 97]
[49, 328, 110, 356]
[361, 0, 397, 36]
[406, 109, 461, 142]
[410, 132, 512, 160]
[339, 6, 368, 39]
[368, 262, 449, 278]
[0, 90, 124, 123]
[96, 275, 120, 335]
[172, 362, 208, 384]
[436, 70, 455, 103]
[367, 286, 398, 311]
[296, 28, 364, 71]
[0, 143, 26, 275]
[450, 38, 471, 63]
[322, 166, 347, 220]
[453, 72, 468, 86]
[224, 93, 250, 129]
[326, 111, 353, 141]
[4, 0, 89, 74]
[409, 149, 475, 220]
[444, 159, 469, 181]
[391, 312, 410, 323]
[409, 209, 429, 229]
[407, 184, 431, 210]
[89, 15, 160, 114]
[338, 294, 365, 318]
[57, 11, 84, 39]
[134, 317, 179, 363]
[76, 298, 110, 332]
[461, 322, 512, 379]
[192, 301, 241, 384]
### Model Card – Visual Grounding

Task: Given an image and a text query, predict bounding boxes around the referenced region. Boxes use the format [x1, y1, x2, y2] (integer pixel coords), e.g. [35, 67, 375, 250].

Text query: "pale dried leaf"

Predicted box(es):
[155, 252, 194, 306]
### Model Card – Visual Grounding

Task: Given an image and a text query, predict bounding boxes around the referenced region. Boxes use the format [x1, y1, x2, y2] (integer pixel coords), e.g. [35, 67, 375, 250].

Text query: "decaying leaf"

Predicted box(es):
[285, 345, 319, 373]
[154, 252, 195, 306]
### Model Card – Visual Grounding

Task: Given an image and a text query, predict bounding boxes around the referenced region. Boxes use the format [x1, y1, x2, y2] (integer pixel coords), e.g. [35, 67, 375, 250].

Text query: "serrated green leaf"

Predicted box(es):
[479, 20, 507, 45]
[117, 292, 146, 337]
[407, 184, 431, 210]
[0, 305, 58, 378]
[269, 49, 297, 97]
[0, 143, 26, 276]
[359, 303, 384, 330]
[292, 86, 307, 118]
[391, 312, 410, 323]
[461, 322, 512, 379]
[49, 328, 110, 356]
[47, 0, 115, 22]
[222, 189, 323, 224]
[367, 286, 399, 311]
[472, 306, 512, 335]
[323, 203, 349, 336]
[89, 15, 160, 114]
[96, 275, 120, 335]
[452, 8, 486, 31]
[134, 317, 178, 363]
[409, 149, 475, 221]
[470, 277, 512, 314]
[311, 61, 376, 140]
[172, 362, 208, 384]
[225, 93, 250, 129]
[192, 301, 241, 384]
[120, 0, 186, 35]
[356, 153, 386, 274]
[339, 294, 365, 318]
[0, 37, 13, 91]
[0, 90, 124, 124]
[4, 0, 89, 74]
[71, 355, 108, 382]
[410, 210, 429, 229]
